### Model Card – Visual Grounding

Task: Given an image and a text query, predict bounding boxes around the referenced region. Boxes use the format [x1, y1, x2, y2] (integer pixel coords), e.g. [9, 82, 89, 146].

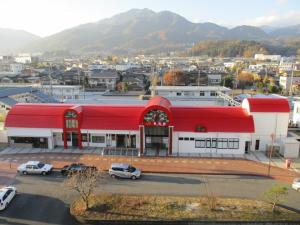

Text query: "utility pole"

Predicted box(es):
[48, 63, 53, 97]
[289, 63, 294, 96]
[268, 133, 275, 177]
[198, 69, 200, 86]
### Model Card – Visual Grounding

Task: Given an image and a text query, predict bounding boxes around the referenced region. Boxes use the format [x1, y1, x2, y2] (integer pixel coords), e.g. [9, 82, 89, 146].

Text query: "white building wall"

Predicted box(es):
[249, 112, 289, 151]
[172, 131, 251, 155]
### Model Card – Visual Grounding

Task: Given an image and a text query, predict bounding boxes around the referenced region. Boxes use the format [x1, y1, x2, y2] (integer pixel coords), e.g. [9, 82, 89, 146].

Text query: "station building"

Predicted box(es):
[4, 96, 294, 157]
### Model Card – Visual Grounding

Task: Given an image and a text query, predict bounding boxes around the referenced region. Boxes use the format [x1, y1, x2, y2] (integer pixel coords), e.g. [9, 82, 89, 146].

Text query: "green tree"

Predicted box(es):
[223, 75, 233, 88]
[264, 185, 288, 213]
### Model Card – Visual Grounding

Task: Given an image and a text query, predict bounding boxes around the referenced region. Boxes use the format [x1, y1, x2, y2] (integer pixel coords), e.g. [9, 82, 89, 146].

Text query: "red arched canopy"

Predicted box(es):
[139, 96, 173, 126]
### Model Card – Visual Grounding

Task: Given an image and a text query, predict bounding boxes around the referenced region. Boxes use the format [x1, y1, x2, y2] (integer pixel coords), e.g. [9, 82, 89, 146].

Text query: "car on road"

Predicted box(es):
[109, 163, 141, 180]
[0, 186, 17, 211]
[17, 161, 53, 175]
[60, 163, 97, 175]
[292, 178, 300, 191]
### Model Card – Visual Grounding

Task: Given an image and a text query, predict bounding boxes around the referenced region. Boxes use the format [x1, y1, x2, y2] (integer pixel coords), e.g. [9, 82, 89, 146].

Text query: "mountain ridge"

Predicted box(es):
[1, 9, 300, 54]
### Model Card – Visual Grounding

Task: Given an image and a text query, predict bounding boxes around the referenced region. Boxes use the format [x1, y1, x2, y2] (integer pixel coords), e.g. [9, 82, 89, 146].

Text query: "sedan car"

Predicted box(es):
[0, 186, 17, 211]
[60, 163, 97, 175]
[17, 161, 53, 175]
[292, 178, 300, 191]
[109, 163, 141, 180]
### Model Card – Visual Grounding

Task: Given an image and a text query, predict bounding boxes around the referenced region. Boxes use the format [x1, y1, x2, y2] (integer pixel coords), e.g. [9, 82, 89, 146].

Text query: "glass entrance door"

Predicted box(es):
[145, 126, 169, 155]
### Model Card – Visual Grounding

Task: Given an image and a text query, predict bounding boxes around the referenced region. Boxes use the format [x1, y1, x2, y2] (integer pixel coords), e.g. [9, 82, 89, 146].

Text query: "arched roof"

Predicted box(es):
[139, 96, 173, 125]
[5, 97, 254, 133]
[242, 98, 290, 113]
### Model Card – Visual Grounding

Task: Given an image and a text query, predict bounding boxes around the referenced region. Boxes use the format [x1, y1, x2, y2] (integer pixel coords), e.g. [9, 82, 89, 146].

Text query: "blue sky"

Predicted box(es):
[0, 0, 299, 37]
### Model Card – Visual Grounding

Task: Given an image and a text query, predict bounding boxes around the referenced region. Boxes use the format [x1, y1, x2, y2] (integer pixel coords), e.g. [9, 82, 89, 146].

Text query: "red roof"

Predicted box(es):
[81, 105, 144, 130]
[244, 98, 290, 113]
[172, 106, 254, 133]
[5, 97, 254, 133]
[5, 104, 72, 128]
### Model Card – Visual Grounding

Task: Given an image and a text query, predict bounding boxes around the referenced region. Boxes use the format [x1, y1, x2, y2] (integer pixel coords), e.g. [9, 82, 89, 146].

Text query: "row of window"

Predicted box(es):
[179, 137, 239, 149]
[175, 91, 217, 97]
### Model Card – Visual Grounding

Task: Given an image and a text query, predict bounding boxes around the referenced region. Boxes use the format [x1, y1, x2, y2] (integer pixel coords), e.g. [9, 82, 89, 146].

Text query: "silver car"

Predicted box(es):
[109, 163, 141, 180]
[17, 161, 53, 175]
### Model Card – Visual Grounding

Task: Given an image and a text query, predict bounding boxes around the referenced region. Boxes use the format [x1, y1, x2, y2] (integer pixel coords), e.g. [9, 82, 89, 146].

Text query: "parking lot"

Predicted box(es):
[0, 170, 299, 225]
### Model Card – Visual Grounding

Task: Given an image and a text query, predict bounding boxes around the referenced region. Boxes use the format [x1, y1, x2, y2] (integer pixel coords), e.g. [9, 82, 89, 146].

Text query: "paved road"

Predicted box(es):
[0, 172, 299, 225]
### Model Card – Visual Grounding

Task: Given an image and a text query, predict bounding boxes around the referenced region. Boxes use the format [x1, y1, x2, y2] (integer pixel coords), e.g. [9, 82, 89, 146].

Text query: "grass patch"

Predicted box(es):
[71, 194, 300, 222]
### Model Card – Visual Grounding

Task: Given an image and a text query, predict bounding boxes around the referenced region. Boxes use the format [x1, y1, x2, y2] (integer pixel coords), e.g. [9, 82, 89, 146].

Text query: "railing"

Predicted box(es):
[103, 147, 139, 156]
[216, 91, 241, 106]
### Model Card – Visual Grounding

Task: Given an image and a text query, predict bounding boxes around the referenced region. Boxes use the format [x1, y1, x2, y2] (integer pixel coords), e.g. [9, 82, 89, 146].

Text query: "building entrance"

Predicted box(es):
[145, 126, 169, 156]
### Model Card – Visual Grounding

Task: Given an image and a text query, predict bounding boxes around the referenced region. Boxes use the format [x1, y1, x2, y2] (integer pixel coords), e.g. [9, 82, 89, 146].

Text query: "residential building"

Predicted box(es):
[88, 70, 118, 91]
[254, 54, 281, 62]
[38, 85, 81, 102]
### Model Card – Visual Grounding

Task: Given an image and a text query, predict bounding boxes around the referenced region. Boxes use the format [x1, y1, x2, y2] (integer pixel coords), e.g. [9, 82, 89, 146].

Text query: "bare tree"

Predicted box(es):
[203, 175, 218, 211]
[63, 168, 100, 210]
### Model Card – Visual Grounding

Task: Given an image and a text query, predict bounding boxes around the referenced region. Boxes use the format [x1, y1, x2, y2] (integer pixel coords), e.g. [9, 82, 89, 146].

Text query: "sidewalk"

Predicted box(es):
[0, 152, 298, 184]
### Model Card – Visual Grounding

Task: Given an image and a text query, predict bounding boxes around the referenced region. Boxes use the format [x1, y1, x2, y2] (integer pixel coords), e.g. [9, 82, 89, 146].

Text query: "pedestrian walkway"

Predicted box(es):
[250, 151, 300, 173]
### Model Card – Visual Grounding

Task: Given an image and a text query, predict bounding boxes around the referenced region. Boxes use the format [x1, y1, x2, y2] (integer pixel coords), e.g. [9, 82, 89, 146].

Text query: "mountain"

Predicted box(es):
[269, 24, 300, 39]
[24, 9, 230, 53]
[23, 9, 270, 54]
[0, 28, 40, 54]
[227, 25, 268, 40]
[2, 9, 300, 54]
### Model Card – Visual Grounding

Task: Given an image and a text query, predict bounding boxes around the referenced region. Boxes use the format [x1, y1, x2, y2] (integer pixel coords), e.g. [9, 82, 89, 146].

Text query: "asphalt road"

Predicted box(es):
[0, 172, 299, 225]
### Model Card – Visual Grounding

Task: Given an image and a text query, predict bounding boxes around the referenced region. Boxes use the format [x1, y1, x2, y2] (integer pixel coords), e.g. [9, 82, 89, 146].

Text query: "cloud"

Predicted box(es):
[276, 0, 288, 5]
[243, 10, 300, 27]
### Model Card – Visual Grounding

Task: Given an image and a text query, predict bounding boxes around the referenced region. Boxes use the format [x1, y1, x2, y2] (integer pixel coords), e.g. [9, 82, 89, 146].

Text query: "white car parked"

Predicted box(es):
[0, 186, 17, 211]
[292, 178, 300, 191]
[109, 163, 141, 180]
[17, 161, 53, 175]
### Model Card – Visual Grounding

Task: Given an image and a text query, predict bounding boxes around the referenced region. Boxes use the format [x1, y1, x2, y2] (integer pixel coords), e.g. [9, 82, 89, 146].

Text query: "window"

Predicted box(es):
[190, 137, 195, 141]
[65, 111, 77, 118]
[228, 138, 239, 149]
[217, 138, 228, 149]
[82, 133, 90, 142]
[65, 120, 78, 129]
[195, 138, 206, 148]
[206, 138, 211, 148]
[184, 137, 189, 141]
[211, 138, 217, 148]
[92, 135, 105, 143]
[179, 137, 184, 141]
[176, 92, 182, 96]
[210, 91, 217, 96]
[199, 91, 205, 96]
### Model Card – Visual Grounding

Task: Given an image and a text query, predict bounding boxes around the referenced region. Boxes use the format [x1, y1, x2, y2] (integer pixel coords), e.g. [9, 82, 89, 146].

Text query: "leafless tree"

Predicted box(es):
[63, 168, 100, 210]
